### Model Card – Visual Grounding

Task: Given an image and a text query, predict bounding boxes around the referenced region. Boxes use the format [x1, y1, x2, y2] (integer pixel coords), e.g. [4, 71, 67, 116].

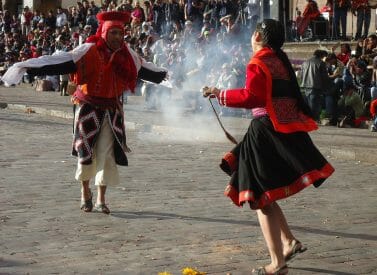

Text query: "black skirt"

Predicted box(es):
[222, 116, 334, 209]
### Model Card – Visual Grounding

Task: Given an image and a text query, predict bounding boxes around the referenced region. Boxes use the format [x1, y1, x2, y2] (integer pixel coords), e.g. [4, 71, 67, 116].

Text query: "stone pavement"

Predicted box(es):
[0, 84, 377, 275]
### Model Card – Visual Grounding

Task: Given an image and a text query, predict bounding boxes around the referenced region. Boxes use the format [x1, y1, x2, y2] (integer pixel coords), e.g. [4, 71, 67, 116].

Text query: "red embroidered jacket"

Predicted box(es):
[217, 47, 317, 134]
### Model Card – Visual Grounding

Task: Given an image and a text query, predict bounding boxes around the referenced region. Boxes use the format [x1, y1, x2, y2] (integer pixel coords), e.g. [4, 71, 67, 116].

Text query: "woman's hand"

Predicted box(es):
[202, 86, 220, 98]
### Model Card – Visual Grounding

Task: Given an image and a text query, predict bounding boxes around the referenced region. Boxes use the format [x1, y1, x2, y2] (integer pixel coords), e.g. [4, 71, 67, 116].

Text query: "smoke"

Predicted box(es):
[136, 27, 252, 143]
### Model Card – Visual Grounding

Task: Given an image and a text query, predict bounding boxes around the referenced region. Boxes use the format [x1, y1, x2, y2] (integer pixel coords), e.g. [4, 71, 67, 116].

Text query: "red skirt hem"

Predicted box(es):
[224, 163, 335, 209]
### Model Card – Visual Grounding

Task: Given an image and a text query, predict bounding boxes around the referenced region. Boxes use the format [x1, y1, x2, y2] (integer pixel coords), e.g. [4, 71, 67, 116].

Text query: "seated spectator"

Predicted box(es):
[332, 42, 351, 65]
[360, 34, 377, 64]
[337, 83, 365, 128]
[326, 53, 344, 87]
[301, 49, 331, 122]
[351, 59, 372, 105]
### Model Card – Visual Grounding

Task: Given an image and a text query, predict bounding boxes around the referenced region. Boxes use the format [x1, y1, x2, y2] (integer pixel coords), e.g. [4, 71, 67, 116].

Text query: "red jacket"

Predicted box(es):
[217, 47, 317, 133]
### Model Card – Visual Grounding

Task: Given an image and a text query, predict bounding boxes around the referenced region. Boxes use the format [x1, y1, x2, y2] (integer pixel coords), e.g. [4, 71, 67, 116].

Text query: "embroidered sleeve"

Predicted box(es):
[217, 63, 267, 109]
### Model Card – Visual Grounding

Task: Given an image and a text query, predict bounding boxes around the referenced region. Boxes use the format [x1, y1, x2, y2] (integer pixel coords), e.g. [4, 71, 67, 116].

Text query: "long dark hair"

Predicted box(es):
[255, 19, 314, 119]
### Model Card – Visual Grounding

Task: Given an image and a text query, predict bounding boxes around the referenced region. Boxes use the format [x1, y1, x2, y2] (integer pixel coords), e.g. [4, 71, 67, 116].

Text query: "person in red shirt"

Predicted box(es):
[203, 19, 334, 274]
[21, 6, 33, 36]
[297, 0, 320, 36]
[333, 42, 351, 65]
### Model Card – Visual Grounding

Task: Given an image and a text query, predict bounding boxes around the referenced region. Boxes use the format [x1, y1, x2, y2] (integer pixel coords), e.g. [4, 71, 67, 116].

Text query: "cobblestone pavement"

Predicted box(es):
[0, 108, 376, 275]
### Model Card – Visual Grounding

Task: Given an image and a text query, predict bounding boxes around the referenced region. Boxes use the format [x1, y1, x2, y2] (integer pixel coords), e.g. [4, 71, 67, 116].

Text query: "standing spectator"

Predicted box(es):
[10, 14, 20, 33]
[82, 0, 91, 15]
[20, 6, 33, 36]
[31, 10, 41, 30]
[297, 0, 320, 38]
[89, 1, 100, 15]
[144, 1, 154, 22]
[131, 1, 145, 32]
[119, 0, 134, 12]
[85, 9, 99, 34]
[153, 0, 166, 35]
[185, 0, 204, 31]
[56, 7, 68, 28]
[165, 0, 181, 34]
[76, 2, 87, 25]
[2, 10, 12, 33]
[246, 0, 261, 34]
[45, 10, 56, 30]
[69, 6, 81, 32]
[333, 0, 350, 40]
[353, 0, 372, 40]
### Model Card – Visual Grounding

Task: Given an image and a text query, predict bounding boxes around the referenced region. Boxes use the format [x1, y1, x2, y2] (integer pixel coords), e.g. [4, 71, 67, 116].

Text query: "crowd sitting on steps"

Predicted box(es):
[298, 36, 377, 132]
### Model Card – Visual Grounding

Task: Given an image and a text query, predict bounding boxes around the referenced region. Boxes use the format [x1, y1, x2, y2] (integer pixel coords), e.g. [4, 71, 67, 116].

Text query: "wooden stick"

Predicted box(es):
[208, 97, 238, 145]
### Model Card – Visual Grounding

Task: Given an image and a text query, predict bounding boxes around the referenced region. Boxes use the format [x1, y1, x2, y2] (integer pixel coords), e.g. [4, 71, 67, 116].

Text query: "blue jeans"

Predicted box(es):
[355, 9, 371, 39]
[343, 68, 353, 89]
[333, 8, 347, 39]
[324, 94, 338, 122]
[304, 90, 323, 121]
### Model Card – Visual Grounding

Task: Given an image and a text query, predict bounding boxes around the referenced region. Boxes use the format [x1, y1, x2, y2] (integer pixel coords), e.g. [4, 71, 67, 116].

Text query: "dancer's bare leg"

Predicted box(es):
[81, 180, 91, 200]
[256, 204, 287, 273]
[271, 202, 303, 257]
[97, 185, 107, 205]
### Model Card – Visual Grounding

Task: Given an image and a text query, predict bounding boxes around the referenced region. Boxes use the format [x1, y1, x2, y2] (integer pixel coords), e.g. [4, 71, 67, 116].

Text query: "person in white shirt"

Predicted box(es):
[56, 7, 68, 28]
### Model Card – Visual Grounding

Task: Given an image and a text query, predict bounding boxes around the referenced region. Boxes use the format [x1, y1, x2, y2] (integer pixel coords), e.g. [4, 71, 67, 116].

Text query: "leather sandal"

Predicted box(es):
[252, 265, 288, 275]
[285, 240, 307, 262]
[80, 189, 93, 212]
[94, 203, 110, 214]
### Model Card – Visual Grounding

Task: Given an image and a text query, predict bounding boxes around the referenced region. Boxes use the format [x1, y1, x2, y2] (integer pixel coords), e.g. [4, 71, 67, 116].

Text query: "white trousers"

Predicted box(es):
[75, 113, 119, 186]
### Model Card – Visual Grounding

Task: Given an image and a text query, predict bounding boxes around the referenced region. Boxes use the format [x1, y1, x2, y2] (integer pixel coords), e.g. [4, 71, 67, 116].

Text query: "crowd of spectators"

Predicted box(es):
[0, 0, 254, 113]
[0, 0, 376, 129]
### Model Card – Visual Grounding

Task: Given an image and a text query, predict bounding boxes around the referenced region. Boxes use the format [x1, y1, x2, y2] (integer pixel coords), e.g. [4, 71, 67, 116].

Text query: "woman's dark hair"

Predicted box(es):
[255, 19, 314, 119]
[341, 43, 351, 54]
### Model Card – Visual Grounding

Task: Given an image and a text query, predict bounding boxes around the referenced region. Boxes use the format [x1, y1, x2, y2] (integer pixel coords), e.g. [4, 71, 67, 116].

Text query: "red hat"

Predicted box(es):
[96, 11, 131, 41]
[96, 11, 131, 23]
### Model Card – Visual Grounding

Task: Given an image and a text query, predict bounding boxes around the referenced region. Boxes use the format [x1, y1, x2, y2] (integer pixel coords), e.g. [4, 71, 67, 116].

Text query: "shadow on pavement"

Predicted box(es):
[0, 115, 69, 126]
[110, 210, 259, 227]
[0, 258, 29, 267]
[111, 211, 377, 241]
[290, 267, 355, 275]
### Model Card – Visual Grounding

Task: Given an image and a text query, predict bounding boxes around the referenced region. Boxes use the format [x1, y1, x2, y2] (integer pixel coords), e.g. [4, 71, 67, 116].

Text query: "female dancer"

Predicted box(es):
[203, 19, 334, 274]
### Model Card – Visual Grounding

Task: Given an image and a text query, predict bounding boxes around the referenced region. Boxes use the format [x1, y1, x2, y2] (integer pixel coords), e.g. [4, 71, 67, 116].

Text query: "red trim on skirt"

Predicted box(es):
[224, 163, 335, 209]
[221, 152, 238, 173]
